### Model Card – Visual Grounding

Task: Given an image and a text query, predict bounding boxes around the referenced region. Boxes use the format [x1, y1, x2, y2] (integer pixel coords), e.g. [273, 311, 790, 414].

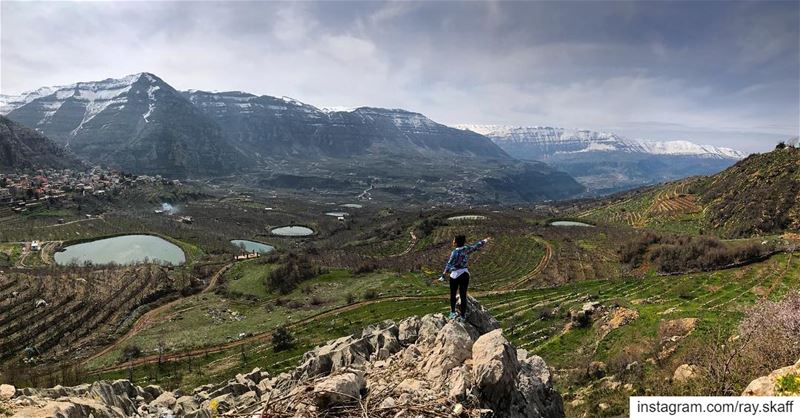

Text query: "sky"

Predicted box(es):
[1, 0, 798, 153]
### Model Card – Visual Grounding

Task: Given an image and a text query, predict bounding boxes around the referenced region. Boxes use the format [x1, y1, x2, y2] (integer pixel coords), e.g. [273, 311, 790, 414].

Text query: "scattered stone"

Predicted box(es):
[588, 361, 607, 379]
[673, 364, 700, 384]
[0, 384, 15, 400]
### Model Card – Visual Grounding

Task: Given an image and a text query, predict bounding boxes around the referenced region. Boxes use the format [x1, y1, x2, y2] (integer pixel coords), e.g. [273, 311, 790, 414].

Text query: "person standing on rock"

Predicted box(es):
[440, 235, 490, 321]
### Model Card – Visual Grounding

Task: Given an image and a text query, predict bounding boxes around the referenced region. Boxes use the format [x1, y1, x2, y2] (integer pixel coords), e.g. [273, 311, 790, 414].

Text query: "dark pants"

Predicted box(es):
[450, 272, 470, 317]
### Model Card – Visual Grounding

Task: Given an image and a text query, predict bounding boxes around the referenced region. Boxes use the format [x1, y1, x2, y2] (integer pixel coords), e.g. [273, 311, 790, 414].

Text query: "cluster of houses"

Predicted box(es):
[0, 168, 182, 212]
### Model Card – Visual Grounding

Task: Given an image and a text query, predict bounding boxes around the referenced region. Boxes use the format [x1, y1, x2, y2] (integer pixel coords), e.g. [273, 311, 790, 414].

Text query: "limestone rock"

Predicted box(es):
[422, 322, 474, 381]
[673, 364, 700, 384]
[398, 316, 422, 345]
[0, 384, 15, 400]
[313, 372, 366, 408]
[743, 358, 800, 396]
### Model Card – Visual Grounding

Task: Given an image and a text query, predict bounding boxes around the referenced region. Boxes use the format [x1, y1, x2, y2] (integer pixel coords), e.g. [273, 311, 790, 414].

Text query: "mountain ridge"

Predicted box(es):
[457, 124, 748, 194]
[456, 124, 747, 159]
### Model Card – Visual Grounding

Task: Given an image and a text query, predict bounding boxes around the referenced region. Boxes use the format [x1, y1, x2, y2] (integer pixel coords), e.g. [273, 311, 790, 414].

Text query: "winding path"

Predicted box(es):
[82, 262, 234, 366]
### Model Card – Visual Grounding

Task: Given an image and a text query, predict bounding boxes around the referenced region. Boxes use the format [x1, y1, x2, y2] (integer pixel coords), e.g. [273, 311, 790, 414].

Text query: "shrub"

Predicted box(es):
[689, 292, 800, 395]
[354, 263, 378, 274]
[265, 252, 324, 294]
[272, 325, 295, 352]
[121, 345, 142, 362]
[363, 288, 378, 300]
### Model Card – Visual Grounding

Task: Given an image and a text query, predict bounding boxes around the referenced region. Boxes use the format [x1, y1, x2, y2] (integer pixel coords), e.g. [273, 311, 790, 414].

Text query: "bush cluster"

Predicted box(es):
[618, 232, 767, 273]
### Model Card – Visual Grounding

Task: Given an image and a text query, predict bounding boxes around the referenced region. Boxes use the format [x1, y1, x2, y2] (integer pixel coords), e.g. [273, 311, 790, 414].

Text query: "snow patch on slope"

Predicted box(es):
[142, 85, 160, 122]
[456, 124, 747, 159]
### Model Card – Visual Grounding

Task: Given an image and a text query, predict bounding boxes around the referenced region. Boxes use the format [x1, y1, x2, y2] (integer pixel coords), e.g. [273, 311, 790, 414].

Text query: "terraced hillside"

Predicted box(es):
[0, 265, 190, 371]
[576, 180, 704, 234]
[84, 252, 799, 418]
[576, 147, 800, 238]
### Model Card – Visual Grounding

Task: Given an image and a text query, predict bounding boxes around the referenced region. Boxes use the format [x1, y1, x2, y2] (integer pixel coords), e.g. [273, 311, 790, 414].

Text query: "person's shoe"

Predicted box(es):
[457, 316, 466, 323]
[448, 312, 458, 320]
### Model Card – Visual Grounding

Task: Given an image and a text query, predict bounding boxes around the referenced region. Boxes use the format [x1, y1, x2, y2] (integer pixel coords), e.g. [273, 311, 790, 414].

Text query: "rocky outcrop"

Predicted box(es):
[743, 358, 800, 396]
[1, 297, 563, 417]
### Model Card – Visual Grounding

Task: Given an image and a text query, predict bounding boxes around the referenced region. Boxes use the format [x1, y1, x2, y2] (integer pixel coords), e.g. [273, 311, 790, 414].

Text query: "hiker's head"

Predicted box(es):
[454, 235, 466, 247]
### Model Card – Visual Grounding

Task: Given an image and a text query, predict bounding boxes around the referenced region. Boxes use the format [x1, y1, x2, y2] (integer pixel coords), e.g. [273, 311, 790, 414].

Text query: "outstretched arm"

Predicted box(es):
[464, 237, 491, 254]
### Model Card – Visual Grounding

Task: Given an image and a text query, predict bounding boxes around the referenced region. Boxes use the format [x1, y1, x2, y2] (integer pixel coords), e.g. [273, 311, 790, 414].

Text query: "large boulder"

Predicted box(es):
[516, 351, 565, 418]
[472, 329, 520, 412]
[0, 384, 15, 400]
[422, 322, 475, 381]
[416, 313, 448, 346]
[313, 372, 366, 408]
[743, 358, 800, 396]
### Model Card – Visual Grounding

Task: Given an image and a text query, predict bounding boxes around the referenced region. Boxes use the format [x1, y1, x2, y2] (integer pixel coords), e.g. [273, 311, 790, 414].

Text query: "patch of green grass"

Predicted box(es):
[225, 261, 272, 299]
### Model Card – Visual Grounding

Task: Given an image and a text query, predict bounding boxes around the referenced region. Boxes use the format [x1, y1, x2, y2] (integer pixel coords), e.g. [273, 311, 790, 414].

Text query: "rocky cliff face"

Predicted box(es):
[0, 116, 83, 171]
[0, 297, 564, 417]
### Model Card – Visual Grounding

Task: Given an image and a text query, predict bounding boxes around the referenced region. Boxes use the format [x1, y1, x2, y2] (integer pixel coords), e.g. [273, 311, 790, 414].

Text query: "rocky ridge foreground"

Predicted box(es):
[0, 297, 564, 417]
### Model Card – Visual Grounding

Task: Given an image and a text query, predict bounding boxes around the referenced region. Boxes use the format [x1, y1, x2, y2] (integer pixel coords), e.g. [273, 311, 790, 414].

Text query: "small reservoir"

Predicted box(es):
[54, 235, 186, 266]
[270, 226, 315, 237]
[230, 240, 275, 254]
[549, 221, 594, 227]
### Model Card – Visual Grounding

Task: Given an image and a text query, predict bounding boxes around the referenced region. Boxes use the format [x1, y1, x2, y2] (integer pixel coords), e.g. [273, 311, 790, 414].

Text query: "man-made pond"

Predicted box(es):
[448, 215, 487, 221]
[325, 212, 349, 217]
[230, 240, 274, 254]
[54, 235, 186, 266]
[549, 220, 594, 227]
[341, 204, 363, 208]
[270, 226, 315, 237]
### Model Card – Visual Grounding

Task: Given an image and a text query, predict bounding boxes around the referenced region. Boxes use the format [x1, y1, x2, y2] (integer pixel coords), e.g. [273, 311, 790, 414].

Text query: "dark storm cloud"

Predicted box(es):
[1, 0, 797, 152]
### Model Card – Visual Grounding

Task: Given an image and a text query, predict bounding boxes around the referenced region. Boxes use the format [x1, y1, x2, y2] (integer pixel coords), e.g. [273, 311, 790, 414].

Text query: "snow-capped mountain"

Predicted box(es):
[3, 73, 250, 176]
[457, 124, 748, 194]
[0, 73, 585, 202]
[457, 125, 747, 159]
